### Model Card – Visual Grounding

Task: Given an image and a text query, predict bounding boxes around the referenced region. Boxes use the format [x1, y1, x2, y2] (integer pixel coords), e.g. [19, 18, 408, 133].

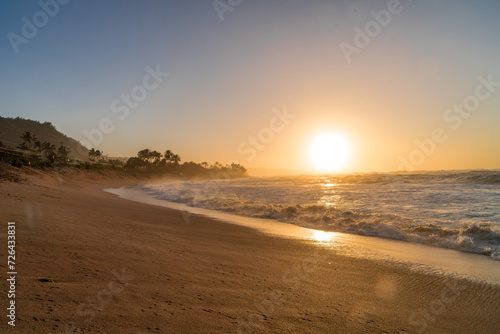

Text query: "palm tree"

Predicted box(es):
[138, 149, 151, 162]
[20, 131, 37, 150]
[57, 144, 71, 162]
[172, 154, 181, 168]
[230, 162, 247, 176]
[162, 150, 182, 172]
[87, 148, 103, 161]
[88, 148, 97, 161]
[33, 140, 42, 152]
[150, 150, 162, 164]
[213, 161, 222, 169]
[95, 149, 103, 161]
[164, 150, 173, 162]
[124, 157, 148, 171]
[42, 141, 56, 162]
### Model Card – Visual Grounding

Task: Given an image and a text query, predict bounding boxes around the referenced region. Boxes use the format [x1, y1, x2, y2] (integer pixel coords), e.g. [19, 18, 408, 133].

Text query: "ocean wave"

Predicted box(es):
[144, 182, 500, 260]
[333, 170, 500, 185]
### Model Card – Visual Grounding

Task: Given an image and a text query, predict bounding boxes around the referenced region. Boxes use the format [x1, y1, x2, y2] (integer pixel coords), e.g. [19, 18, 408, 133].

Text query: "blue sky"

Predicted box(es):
[1, 0, 499, 173]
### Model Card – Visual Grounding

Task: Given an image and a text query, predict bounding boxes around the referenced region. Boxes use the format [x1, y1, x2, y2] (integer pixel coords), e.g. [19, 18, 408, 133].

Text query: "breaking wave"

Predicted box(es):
[144, 170, 500, 260]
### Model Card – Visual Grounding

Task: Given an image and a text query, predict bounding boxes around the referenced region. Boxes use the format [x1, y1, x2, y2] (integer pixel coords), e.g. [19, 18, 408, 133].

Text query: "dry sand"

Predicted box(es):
[0, 165, 499, 333]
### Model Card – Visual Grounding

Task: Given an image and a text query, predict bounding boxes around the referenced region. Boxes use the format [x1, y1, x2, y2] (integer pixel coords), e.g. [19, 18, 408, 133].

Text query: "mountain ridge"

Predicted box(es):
[0, 116, 88, 159]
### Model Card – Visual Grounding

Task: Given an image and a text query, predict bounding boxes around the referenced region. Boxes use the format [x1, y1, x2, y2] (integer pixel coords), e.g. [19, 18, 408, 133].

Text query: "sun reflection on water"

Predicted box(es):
[311, 230, 335, 243]
[320, 182, 341, 207]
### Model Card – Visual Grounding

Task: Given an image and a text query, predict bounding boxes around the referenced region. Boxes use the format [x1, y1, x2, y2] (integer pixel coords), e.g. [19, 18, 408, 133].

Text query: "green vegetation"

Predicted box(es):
[0, 116, 88, 159]
[124, 149, 247, 177]
[19, 131, 36, 150]
[0, 131, 75, 168]
[88, 148, 104, 162]
[0, 127, 247, 178]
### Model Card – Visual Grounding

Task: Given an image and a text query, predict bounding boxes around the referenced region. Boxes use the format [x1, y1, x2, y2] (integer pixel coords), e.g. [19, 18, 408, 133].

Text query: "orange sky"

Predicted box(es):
[2, 1, 499, 174]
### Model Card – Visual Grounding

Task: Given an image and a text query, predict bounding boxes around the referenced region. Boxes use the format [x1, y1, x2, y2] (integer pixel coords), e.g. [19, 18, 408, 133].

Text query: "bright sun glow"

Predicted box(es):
[311, 230, 334, 243]
[308, 132, 351, 173]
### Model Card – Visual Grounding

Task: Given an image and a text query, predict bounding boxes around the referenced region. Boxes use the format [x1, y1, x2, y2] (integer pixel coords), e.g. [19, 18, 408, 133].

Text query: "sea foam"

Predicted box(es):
[144, 170, 500, 260]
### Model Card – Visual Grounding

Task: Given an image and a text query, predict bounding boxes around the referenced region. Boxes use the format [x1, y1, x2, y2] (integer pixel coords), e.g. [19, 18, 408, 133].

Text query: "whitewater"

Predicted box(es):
[141, 170, 500, 260]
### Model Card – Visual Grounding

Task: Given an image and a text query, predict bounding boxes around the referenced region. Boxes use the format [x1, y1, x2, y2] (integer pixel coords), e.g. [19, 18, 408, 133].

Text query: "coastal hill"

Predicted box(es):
[0, 116, 88, 159]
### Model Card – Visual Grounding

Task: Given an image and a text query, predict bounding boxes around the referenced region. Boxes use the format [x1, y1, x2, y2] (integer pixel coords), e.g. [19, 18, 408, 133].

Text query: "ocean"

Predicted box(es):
[143, 170, 500, 261]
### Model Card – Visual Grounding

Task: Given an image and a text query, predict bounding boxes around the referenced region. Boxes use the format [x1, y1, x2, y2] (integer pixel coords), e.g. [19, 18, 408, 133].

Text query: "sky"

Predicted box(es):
[1, 0, 499, 174]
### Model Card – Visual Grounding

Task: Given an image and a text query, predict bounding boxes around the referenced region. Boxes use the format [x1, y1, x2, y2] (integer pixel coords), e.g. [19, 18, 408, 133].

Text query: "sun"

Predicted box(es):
[308, 131, 351, 173]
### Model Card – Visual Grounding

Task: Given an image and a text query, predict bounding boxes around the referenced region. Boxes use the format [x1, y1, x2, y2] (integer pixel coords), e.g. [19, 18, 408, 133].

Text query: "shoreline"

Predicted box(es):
[1, 169, 499, 333]
[108, 185, 500, 286]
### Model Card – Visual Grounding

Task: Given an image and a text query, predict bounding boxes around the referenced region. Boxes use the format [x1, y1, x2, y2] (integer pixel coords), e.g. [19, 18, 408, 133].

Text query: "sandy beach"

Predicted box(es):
[1, 167, 499, 333]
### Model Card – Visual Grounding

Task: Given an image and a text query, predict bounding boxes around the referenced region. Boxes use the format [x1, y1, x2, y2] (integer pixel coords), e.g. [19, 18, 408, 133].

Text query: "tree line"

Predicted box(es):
[1, 131, 248, 178]
[123, 148, 247, 177]
[16, 131, 71, 163]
